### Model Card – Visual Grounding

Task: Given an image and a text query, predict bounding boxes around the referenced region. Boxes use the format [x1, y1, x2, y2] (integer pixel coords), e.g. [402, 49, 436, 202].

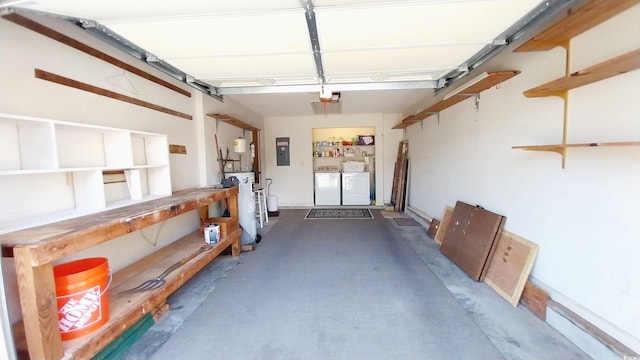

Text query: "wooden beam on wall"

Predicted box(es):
[35, 69, 193, 120]
[3, 12, 191, 98]
[207, 113, 260, 131]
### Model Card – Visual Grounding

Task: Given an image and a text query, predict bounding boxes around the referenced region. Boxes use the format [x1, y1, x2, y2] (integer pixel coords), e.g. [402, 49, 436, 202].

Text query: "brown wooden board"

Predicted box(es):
[440, 201, 505, 281]
[169, 144, 187, 154]
[392, 141, 409, 211]
[427, 219, 440, 240]
[520, 281, 548, 320]
[523, 49, 640, 97]
[3, 13, 191, 97]
[434, 206, 453, 245]
[484, 231, 539, 306]
[514, 0, 640, 52]
[35, 69, 193, 120]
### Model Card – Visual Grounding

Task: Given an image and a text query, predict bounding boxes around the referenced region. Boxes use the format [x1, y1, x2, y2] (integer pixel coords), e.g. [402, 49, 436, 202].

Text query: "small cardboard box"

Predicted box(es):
[201, 217, 238, 239]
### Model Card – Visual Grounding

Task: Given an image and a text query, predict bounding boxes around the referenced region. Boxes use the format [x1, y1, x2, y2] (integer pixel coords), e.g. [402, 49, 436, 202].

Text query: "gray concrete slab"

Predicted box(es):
[122, 210, 588, 360]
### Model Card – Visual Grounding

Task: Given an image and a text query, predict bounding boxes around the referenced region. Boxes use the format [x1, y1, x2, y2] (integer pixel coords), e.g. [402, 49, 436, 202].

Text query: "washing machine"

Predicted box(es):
[342, 171, 370, 205]
[314, 166, 341, 205]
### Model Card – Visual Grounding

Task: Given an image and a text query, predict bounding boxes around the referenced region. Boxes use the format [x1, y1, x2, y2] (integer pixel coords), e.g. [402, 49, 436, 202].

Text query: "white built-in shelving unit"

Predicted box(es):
[0, 113, 171, 233]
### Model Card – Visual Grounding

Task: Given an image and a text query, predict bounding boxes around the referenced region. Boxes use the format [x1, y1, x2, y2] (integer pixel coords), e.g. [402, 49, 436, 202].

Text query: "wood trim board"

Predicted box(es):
[207, 113, 260, 130]
[35, 69, 193, 120]
[520, 281, 548, 320]
[484, 230, 539, 306]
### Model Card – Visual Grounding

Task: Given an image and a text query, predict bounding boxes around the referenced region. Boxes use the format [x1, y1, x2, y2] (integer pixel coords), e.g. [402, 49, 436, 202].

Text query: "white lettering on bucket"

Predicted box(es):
[58, 285, 102, 333]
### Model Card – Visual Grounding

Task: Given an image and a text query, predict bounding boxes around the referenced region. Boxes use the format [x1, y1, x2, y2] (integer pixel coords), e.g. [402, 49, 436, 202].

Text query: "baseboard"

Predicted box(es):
[532, 279, 639, 358]
[406, 206, 432, 222]
[547, 299, 638, 358]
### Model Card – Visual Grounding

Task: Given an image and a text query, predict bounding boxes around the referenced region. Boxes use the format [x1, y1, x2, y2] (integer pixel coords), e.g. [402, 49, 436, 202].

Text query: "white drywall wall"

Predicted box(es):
[405, 6, 640, 354]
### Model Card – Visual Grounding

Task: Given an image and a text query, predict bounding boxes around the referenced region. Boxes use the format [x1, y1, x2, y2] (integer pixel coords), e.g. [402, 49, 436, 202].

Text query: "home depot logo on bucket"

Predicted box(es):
[58, 284, 103, 333]
[53, 257, 110, 340]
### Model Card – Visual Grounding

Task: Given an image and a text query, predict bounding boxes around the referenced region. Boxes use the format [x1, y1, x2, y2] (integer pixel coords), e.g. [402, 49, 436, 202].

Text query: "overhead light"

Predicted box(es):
[319, 86, 332, 103]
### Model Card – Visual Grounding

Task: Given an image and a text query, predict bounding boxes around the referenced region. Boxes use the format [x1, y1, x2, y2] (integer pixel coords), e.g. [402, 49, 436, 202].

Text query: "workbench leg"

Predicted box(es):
[228, 192, 239, 220]
[14, 248, 63, 360]
[198, 205, 209, 224]
[231, 237, 240, 258]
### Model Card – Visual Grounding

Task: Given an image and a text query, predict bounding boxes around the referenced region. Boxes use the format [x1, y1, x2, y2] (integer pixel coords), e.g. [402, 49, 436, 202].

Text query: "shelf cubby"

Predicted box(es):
[0, 113, 172, 233]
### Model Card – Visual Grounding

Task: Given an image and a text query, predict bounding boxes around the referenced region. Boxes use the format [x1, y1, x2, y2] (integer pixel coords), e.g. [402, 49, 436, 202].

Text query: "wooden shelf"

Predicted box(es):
[513, 1, 639, 168]
[207, 113, 260, 131]
[515, 0, 639, 52]
[524, 49, 640, 97]
[0, 186, 240, 360]
[392, 71, 520, 129]
[512, 141, 640, 154]
[63, 229, 240, 359]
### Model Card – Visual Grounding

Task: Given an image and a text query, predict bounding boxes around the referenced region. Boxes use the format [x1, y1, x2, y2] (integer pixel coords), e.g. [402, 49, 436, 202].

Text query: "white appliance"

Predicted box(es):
[225, 172, 257, 244]
[342, 172, 370, 205]
[315, 166, 341, 206]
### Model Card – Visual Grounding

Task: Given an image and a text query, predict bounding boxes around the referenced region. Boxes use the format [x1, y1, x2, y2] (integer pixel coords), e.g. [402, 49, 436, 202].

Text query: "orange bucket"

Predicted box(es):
[53, 257, 111, 340]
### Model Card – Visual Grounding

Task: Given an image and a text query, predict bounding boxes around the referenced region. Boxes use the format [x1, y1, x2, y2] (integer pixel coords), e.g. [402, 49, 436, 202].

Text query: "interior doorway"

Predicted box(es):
[311, 127, 376, 206]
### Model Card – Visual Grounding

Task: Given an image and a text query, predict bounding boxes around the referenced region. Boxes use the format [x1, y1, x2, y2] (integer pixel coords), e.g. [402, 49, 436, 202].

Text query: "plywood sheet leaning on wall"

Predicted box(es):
[484, 230, 539, 306]
[440, 201, 505, 281]
[434, 206, 454, 245]
[427, 218, 440, 240]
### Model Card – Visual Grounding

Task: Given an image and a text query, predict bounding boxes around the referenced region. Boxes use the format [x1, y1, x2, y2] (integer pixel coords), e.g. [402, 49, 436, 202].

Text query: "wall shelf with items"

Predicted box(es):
[312, 142, 375, 159]
[510, 0, 640, 168]
[0, 113, 172, 233]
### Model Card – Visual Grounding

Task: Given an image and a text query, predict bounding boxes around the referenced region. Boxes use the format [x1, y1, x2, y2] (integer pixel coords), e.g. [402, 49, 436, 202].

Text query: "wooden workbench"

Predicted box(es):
[1, 186, 241, 360]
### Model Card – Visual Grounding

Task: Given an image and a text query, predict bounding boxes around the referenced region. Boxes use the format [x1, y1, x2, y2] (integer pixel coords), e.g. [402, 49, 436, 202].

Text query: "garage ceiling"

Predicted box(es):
[4, 0, 560, 117]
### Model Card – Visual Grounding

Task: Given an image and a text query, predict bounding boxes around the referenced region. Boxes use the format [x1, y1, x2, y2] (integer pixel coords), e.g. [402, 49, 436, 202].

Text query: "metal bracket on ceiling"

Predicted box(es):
[492, 38, 508, 46]
[77, 19, 97, 28]
[300, 0, 326, 87]
[437, 0, 570, 94]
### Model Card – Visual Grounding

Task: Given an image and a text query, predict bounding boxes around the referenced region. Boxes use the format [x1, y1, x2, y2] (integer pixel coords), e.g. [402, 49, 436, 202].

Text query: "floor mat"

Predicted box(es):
[394, 217, 420, 226]
[305, 208, 373, 219]
[380, 210, 406, 218]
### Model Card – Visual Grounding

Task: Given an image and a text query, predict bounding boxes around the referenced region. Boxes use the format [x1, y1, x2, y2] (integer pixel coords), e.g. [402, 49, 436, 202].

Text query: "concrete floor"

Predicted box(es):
[122, 209, 588, 360]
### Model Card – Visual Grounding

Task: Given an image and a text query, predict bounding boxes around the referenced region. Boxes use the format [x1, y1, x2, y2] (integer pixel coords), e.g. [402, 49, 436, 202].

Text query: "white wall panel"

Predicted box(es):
[405, 5, 640, 354]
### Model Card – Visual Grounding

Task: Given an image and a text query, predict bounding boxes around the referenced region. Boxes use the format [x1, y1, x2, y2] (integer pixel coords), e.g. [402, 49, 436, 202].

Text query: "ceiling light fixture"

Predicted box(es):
[319, 86, 332, 103]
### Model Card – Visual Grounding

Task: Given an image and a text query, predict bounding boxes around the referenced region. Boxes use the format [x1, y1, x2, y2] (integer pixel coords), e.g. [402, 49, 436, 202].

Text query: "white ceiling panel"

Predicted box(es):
[315, 1, 540, 50]
[17, 0, 303, 21]
[104, 11, 311, 59]
[170, 54, 317, 80]
[322, 44, 484, 74]
[9, 0, 552, 116]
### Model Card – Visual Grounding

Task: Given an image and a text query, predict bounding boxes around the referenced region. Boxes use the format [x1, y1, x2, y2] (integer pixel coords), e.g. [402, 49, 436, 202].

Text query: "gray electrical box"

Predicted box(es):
[276, 137, 290, 166]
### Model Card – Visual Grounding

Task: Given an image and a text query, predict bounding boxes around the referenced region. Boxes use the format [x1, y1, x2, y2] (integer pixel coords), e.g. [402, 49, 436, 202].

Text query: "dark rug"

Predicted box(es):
[395, 217, 420, 226]
[305, 208, 373, 219]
